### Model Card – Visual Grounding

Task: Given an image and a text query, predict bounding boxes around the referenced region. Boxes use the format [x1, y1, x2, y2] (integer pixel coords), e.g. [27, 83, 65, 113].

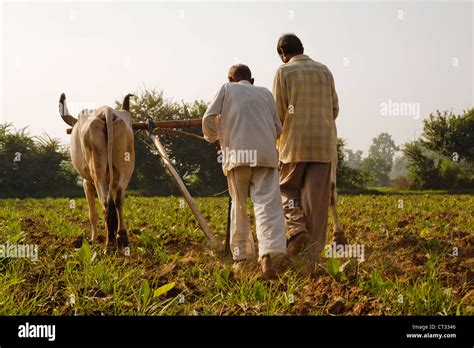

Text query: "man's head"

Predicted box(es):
[228, 64, 254, 84]
[277, 33, 304, 63]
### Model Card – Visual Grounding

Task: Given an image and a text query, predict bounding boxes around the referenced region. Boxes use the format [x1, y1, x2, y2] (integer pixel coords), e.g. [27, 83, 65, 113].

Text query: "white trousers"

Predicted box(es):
[226, 166, 287, 261]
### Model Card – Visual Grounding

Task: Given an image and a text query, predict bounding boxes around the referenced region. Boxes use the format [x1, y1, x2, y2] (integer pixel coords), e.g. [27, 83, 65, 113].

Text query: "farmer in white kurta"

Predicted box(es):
[202, 64, 286, 278]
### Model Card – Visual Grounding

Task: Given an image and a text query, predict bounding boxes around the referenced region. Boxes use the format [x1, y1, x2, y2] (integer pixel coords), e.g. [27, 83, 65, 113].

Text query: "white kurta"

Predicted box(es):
[202, 80, 282, 175]
[202, 80, 286, 260]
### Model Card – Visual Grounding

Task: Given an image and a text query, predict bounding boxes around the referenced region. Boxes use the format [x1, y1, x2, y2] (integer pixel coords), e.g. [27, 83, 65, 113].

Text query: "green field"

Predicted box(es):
[0, 194, 472, 315]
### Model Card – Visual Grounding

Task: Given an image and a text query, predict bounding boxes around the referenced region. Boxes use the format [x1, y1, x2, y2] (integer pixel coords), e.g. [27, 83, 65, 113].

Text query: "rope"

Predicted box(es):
[187, 188, 229, 197]
[138, 136, 228, 197]
[136, 117, 226, 197]
[154, 127, 207, 142]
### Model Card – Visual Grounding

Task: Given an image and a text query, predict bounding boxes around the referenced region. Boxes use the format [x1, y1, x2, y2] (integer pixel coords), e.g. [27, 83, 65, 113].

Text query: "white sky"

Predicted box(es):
[1, 0, 473, 154]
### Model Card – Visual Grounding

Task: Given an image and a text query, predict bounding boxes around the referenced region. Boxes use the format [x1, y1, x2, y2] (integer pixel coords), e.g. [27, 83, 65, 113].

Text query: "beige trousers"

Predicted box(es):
[227, 166, 287, 261]
[279, 162, 332, 260]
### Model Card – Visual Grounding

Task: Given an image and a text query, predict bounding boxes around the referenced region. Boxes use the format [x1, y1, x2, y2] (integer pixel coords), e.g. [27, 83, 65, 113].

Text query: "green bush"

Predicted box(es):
[0, 124, 80, 198]
[336, 139, 371, 189]
[404, 141, 474, 189]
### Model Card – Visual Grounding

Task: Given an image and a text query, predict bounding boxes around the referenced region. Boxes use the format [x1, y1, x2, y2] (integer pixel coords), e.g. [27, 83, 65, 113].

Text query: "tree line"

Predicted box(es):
[340, 109, 474, 190]
[1, 89, 472, 198]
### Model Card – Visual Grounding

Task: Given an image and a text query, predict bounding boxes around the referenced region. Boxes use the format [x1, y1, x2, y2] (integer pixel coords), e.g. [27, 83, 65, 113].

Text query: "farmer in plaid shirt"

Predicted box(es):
[273, 34, 339, 263]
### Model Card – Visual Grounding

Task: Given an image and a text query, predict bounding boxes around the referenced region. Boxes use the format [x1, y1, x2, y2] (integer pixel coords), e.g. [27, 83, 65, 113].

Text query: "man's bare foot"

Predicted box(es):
[260, 254, 276, 279]
[287, 232, 311, 256]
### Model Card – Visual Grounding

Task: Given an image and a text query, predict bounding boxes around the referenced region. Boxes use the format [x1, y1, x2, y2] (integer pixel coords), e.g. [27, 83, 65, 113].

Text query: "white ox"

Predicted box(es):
[59, 93, 135, 250]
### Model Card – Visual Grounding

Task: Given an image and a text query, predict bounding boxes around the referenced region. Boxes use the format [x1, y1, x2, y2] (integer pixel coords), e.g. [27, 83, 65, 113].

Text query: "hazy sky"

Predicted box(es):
[1, 0, 473, 154]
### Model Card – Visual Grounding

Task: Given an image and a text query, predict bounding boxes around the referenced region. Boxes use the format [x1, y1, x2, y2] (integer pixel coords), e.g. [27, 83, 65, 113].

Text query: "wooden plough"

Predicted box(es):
[66, 117, 225, 253]
[65, 119, 203, 134]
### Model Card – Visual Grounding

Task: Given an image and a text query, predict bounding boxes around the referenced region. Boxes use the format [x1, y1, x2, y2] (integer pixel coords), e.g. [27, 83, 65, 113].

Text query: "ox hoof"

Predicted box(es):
[117, 230, 129, 249]
[333, 231, 348, 245]
[71, 237, 83, 249]
[104, 242, 117, 254]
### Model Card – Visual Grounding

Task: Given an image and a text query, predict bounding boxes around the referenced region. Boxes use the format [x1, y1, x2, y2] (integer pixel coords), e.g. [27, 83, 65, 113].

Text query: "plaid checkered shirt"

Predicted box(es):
[273, 54, 339, 163]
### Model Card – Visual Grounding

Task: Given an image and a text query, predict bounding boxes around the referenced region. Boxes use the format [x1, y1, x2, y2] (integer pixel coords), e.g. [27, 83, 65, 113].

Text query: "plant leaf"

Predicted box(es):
[220, 268, 231, 282]
[140, 279, 151, 305]
[79, 239, 92, 264]
[254, 282, 266, 301]
[326, 257, 340, 279]
[153, 281, 175, 298]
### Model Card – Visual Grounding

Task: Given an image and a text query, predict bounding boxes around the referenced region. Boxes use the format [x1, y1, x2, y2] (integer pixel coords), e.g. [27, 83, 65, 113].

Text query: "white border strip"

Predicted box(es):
[3, 0, 472, 3]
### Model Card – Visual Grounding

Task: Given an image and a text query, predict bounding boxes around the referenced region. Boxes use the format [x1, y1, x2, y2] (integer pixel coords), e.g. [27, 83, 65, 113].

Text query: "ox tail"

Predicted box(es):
[105, 108, 118, 242]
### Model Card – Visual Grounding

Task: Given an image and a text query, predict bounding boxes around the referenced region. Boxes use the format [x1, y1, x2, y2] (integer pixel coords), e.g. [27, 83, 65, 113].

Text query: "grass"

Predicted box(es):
[0, 193, 472, 315]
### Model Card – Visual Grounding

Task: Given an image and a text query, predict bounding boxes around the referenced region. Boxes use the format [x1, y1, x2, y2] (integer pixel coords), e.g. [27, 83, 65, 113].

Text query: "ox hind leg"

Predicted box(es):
[115, 187, 129, 249]
[83, 179, 99, 242]
[111, 117, 134, 252]
[331, 183, 347, 245]
[94, 172, 117, 251]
